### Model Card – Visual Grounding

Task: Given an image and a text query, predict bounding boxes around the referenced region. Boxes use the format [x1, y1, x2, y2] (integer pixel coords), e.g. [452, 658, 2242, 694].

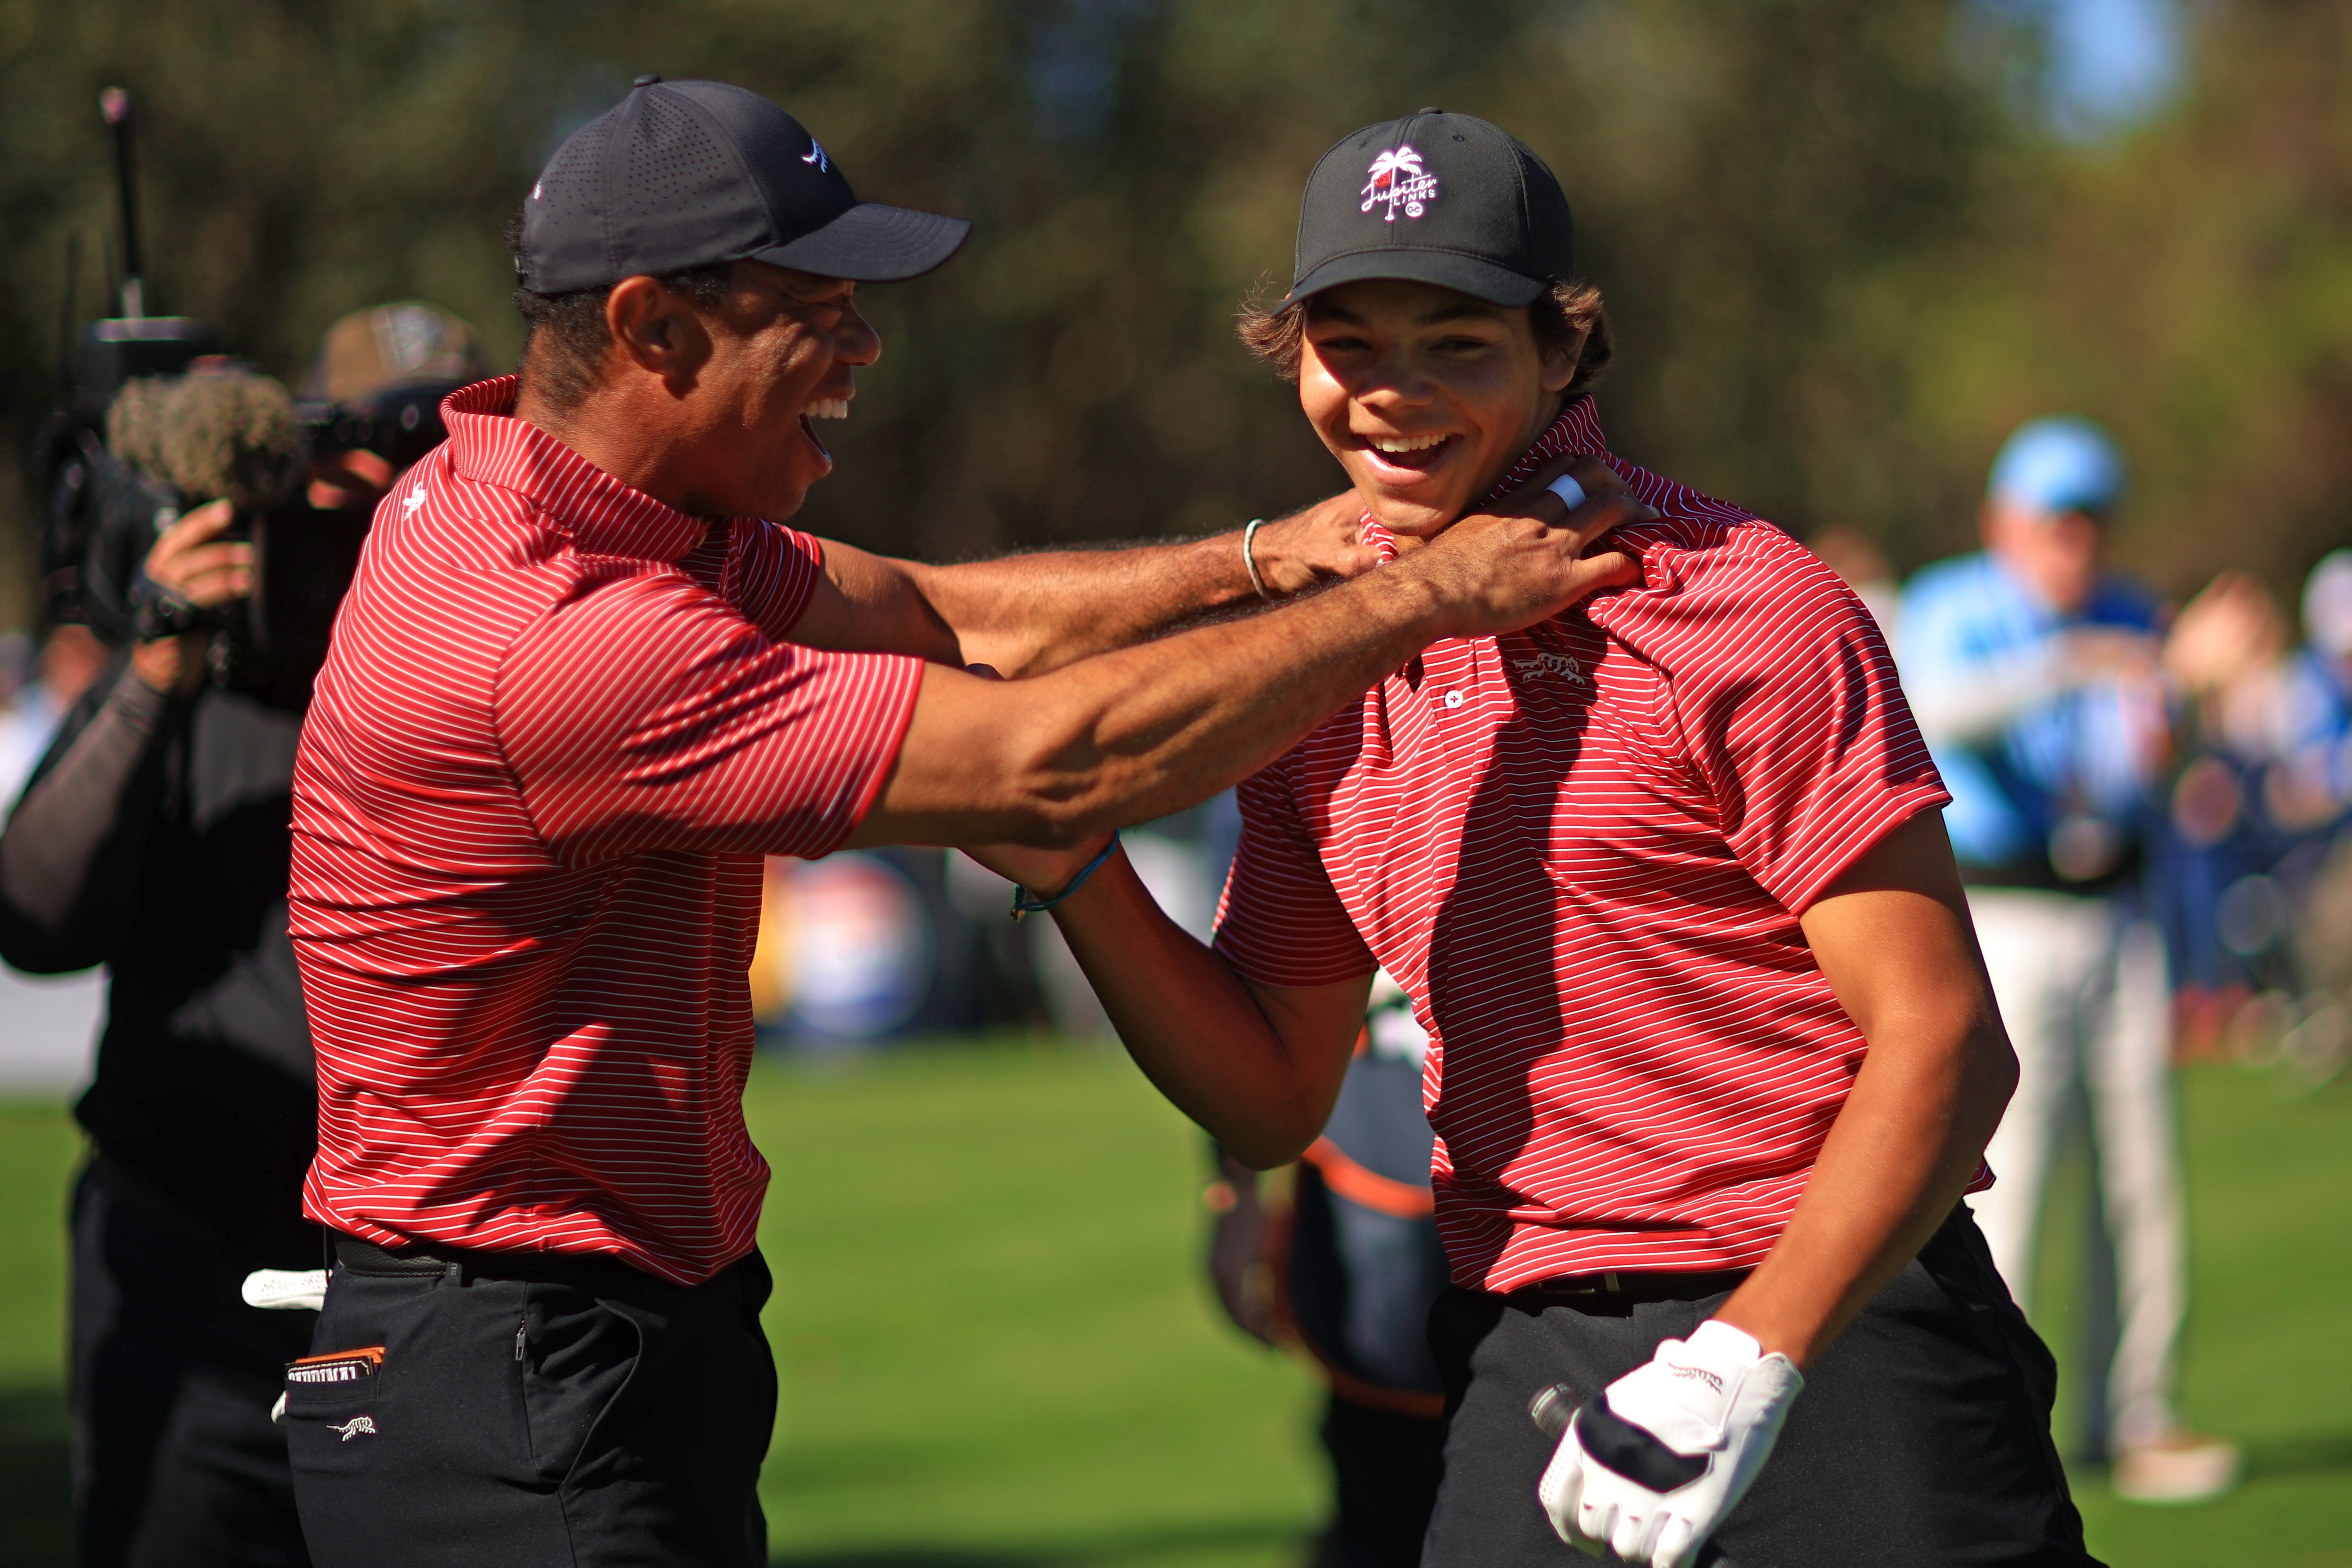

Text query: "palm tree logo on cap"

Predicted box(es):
[1361, 145, 1437, 221]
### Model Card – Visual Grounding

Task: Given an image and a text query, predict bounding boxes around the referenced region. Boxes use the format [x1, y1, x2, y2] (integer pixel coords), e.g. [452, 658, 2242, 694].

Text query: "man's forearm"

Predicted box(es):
[908, 499, 1358, 677]
[849, 465, 1645, 846]
[0, 666, 170, 969]
[853, 548, 1452, 845]
[1906, 647, 2059, 748]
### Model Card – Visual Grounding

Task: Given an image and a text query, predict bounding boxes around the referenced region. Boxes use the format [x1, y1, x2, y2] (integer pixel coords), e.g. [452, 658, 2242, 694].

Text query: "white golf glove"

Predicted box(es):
[1537, 1319, 1803, 1567]
[241, 1268, 327, 1312]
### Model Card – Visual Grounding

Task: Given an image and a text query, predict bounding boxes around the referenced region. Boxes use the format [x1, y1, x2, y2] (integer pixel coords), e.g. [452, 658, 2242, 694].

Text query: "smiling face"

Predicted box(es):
[677, 260, 878, 520]
[1298, 278, 1581, 542]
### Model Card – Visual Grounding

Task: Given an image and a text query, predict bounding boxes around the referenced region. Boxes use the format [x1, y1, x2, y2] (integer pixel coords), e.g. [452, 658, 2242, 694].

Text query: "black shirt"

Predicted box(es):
[0, 654, 316, 1265]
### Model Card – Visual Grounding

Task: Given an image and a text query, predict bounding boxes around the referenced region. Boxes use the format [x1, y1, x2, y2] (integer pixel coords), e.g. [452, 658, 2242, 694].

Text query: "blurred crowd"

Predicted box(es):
[1817, 491, 2352, 1094]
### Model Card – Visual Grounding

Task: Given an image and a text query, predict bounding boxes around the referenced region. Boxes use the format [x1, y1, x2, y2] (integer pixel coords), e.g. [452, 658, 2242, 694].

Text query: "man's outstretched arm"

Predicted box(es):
[1712, 809, 2019, 1368]
[843, 459, 1647, 852]
[791, 491, 1375, 675]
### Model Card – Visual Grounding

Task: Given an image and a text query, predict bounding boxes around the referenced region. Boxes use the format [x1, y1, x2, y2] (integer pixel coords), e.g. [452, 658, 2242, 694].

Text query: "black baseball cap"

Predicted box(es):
[516, 76, 970, 294]
[1284, 110, 1573, 309]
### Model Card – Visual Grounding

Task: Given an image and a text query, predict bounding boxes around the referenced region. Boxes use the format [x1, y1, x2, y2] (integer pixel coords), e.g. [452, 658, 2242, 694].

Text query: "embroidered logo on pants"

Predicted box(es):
[328, 1415, 378, 1442]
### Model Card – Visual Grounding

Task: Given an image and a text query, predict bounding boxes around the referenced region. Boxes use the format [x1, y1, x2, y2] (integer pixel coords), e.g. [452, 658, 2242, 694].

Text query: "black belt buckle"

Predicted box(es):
[1535, 1270, 1622, 1297]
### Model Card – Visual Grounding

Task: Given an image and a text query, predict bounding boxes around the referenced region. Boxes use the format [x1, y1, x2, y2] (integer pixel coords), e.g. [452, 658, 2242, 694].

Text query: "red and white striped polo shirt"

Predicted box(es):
[1213, 397, 1962, 1292]
[289, 378, 923, 1286]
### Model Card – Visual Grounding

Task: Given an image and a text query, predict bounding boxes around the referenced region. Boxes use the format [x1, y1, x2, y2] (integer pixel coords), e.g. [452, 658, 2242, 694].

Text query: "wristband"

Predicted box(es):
[131, 580, 210, 642]
[1546, 474, 1589, 513]
[1009, 831, 1122, 922]
[1242, 519, 1274, 601]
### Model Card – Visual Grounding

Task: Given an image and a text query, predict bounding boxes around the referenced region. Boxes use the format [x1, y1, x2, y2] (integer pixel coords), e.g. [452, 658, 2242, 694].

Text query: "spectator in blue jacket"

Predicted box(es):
[1898, 417, 2237, 1504]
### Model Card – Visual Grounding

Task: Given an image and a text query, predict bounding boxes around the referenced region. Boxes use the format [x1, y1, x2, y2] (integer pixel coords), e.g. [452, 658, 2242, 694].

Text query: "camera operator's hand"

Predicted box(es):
[132, 500, 251, 697]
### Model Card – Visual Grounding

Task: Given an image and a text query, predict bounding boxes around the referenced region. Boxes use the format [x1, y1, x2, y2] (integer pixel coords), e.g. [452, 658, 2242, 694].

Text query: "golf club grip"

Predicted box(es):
[1527, 1383, 1739, 1568]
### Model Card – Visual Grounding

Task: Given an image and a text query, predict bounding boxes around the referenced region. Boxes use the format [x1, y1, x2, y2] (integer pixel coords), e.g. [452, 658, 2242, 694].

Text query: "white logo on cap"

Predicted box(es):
[531, 181, 542, 201]
[1362, 145, 1437, 221]
[803, 139, 829, 173]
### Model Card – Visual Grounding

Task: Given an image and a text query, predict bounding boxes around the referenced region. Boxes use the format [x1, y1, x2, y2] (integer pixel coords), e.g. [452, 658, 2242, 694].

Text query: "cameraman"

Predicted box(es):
[0, 304, 482, 1568]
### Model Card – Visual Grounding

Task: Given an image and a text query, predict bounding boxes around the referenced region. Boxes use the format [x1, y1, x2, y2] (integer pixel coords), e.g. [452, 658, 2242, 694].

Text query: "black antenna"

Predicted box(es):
[100, 87, 144, 319]
[56, 233, 79, 398]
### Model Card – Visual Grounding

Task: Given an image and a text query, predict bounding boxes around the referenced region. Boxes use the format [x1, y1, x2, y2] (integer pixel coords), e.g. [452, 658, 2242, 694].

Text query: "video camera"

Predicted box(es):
[32, 89, 459, 700]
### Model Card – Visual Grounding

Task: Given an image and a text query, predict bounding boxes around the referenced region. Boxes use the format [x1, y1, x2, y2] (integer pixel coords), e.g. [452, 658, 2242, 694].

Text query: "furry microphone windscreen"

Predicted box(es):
[106, 366, 304, 514]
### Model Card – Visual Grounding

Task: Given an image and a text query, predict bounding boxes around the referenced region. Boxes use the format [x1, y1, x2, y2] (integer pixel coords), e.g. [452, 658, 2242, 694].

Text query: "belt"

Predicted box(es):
[1514, 1268, 1751, 1307]
[330, 1231, 660, 1292]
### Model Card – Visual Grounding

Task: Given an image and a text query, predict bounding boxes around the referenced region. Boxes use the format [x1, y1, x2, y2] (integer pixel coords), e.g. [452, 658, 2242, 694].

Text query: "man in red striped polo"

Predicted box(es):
[988, 114, 2096, 1567]
[278, 82, 1648, 1568]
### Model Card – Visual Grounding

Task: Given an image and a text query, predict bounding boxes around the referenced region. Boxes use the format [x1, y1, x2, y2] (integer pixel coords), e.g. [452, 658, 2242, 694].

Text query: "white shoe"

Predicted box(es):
[2112, 1431, 2241, 1504]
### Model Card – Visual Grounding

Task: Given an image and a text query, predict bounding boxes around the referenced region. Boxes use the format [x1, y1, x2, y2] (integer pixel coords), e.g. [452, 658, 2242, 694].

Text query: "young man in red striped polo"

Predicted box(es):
[278, 83, 1651, 1568]
[985, 113, 2097, 1567]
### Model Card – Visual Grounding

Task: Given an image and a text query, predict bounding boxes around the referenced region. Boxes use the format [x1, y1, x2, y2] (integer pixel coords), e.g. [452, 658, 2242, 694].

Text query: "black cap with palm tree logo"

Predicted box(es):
[1283, 109, 1574, 309]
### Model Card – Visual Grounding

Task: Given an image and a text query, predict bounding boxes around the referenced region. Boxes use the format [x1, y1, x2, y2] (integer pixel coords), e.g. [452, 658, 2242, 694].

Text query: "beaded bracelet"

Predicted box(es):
[1009, 831, 1123, 921]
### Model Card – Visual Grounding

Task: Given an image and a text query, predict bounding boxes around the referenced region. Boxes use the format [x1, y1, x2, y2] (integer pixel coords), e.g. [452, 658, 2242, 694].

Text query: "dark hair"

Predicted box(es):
[502, 209, 736, 415]
[1236, 278, 1612, 401]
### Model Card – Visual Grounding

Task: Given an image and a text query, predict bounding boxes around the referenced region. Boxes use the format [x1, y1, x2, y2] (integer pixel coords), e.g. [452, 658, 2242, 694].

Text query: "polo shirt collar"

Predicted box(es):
[1362, 394, 1614, 554]
[442, 377, 712, 561]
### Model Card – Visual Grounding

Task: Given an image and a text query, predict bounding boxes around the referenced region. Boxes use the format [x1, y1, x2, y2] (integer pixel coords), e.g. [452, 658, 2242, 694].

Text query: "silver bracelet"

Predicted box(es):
[1242, 518, 1274, 601]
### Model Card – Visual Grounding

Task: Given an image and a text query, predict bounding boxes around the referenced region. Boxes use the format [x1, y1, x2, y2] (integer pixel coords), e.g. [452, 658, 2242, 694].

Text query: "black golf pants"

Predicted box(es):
[286, 1237, 774, 1568]
[70, 1160, 314, 1568]
[1421, 1207, 2104, 1568]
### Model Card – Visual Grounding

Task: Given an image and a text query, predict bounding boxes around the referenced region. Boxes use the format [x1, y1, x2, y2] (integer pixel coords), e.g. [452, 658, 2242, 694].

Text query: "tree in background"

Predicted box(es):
[0, 0, 2344, 627]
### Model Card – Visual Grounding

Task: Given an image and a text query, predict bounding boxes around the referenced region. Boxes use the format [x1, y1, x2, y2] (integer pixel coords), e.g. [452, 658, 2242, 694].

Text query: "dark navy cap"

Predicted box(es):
[517, 76, 971, 293]
[1284, 110, 1573, 309]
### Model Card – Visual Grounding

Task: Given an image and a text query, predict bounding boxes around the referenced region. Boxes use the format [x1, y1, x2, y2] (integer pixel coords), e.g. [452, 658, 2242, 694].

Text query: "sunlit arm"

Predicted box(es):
[1710, 810, 2020, 1368]
[789, 493, 1372, 675]
[1036, 846, 1371, 1167]
[843, 466, 1647, 849]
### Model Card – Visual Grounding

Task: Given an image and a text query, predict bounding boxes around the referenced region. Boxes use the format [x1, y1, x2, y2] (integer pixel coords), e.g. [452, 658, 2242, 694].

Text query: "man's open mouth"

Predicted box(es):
[1358, 431, 1461, 478]
[799, 396, 851, 462]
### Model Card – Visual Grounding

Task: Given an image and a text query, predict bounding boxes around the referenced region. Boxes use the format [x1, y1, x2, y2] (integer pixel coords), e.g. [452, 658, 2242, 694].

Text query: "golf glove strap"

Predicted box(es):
[1538, 1319, 1803, 1567]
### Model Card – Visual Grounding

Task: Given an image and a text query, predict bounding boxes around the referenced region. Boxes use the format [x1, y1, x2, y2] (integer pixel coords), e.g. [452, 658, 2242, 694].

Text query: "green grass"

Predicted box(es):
[0, 1051, 2344, 1567]
[2034, 1064, 2352, 1568]
[747, 1041, 1319, 1568]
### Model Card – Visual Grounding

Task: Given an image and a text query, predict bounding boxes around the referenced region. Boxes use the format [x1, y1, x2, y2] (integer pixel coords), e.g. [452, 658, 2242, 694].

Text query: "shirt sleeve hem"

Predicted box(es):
[1208, 933, 1378, 992]
[1774, 782, 1953, 917]
[829, 655, 926, 853]
[772, 526, 826, 635]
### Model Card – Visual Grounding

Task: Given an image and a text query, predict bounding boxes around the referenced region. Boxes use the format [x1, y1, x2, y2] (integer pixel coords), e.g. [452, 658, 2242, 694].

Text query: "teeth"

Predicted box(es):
[808, 398, 850, 420]
[1368, 433, 1449, 453]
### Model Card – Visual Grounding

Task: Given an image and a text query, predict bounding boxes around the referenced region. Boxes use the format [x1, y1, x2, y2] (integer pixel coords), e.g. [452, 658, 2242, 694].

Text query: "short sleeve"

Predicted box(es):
[1656, 533, 1950, 913]
[497, 567, 923, 864]
[1212, 764, 1375, 987]
[729, 518, 827, 639]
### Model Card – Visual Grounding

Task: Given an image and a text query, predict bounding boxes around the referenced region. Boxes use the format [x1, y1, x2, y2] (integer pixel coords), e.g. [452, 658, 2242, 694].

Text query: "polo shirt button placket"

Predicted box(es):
[1443, 689, 1464, 710]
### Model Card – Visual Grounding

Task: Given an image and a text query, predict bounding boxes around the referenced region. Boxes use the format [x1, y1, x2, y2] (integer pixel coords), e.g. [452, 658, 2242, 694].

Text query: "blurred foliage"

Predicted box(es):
[0, 0, 2346, 627]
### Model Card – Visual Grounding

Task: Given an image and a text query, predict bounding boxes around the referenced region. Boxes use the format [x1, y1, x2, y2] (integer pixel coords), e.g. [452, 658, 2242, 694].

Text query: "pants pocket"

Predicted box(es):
[282, 1349, 403, 1523]
[287, 1271, 564, 1568]
[517, 1285, 645, 1489]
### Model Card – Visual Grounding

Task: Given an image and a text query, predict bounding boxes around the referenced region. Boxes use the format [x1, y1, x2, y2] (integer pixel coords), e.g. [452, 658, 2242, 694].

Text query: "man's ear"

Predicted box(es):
[606, 276, 712, 385]
[1539, 324, 1589, 396]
